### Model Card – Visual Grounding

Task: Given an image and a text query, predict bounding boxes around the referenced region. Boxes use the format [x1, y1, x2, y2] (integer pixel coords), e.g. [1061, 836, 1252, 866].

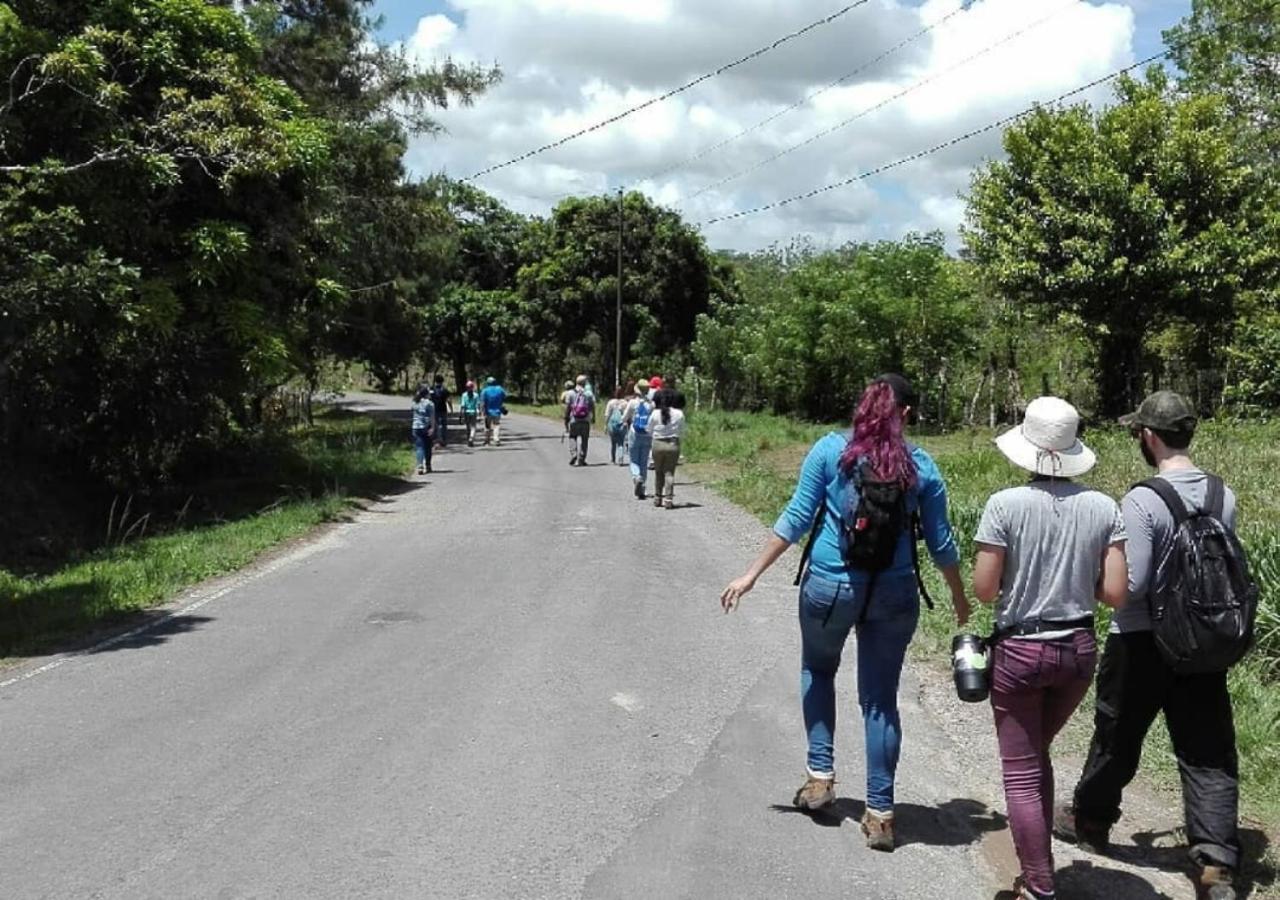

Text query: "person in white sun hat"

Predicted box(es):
[972, 396, 1129, 900]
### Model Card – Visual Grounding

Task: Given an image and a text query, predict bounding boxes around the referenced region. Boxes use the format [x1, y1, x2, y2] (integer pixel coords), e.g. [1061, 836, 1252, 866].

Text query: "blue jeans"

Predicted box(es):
[799, 572, 920, 811]
[629, 431, 652, 484]
[412, 428, 433, 467]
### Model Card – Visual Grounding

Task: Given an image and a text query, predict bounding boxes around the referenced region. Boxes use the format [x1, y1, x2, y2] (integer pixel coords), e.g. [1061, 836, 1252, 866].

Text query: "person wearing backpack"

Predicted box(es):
[604, 386, 629, 465]
[565, 375, 595, 466]
[649, 388, 685, 509]
[410, 384, 436, 475]
[459, 380, 481, 447]
[480, 376, 507, 446]
[719, 375, 971, 852]
[973, 396, 1129, 900]
[1057, 392, 1253, 900]
[623, 379, 655, 499]
[429, 375, 451, 448]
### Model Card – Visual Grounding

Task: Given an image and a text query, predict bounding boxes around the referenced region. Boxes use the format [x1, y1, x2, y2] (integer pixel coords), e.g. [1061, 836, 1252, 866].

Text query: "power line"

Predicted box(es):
[697, 48, 1169, 227]
[683, 0, 1075, 204]
[463, 2, 872, 182]
[642, 0, 977, 186]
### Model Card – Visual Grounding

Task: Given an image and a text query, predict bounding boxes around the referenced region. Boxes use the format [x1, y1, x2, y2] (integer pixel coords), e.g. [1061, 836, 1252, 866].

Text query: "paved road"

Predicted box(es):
[1, 394, 1005, 899]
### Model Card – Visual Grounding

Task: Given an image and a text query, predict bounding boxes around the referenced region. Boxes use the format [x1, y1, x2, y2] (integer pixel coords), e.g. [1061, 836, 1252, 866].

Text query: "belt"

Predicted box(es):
[996, 615, 1094, 640]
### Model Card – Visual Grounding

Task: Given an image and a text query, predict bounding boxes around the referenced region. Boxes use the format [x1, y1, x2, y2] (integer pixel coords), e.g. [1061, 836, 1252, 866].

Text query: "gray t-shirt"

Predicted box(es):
[976, 480, 1127, 633]
[1112, 468, 1238, 633]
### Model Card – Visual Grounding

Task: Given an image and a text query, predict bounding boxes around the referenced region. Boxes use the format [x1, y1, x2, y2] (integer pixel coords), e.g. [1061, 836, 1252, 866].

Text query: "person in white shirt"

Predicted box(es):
[649, 389, 685, 509]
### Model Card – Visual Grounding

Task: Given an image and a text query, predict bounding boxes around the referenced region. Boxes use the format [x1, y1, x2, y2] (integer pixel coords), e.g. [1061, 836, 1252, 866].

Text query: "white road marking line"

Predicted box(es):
[0, 528, 345, 690]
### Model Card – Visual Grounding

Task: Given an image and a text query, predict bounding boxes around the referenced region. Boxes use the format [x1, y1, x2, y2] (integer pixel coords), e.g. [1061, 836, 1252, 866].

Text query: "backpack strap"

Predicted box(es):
[1133, 478, 1190, 525]
[1204, 473, 1226, 520]
[909, 511, 935, 611]
[794, 505, 827, 587]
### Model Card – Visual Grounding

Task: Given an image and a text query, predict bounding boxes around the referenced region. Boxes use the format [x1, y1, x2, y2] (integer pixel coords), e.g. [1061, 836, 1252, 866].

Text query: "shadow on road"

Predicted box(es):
[1120, 826, 1275, 898]
[91, 613, 216, 653]
[770, 796, 1007, 848]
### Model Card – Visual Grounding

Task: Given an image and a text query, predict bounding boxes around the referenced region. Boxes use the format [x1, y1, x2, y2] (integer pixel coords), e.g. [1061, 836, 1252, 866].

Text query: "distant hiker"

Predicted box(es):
[459, 380, 481, 447]
[560, 380, 575, 410]
[623, 379, 654, 499]
[1058, 391, 1253, 900]
[720, 375, 971, 852]
[411, 384, 436, 475]
[429, 375, 451, 448]
[566, 374, 595, 466]
[604, 387, 629, 465]
[973, 396, 1128, 900]
[481, 377, 507, 446]
[649, 388, 686, 509]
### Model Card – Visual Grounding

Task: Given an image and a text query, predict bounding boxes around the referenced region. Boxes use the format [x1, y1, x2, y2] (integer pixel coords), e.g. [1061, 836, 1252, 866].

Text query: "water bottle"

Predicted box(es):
[952, 633, 990, 703]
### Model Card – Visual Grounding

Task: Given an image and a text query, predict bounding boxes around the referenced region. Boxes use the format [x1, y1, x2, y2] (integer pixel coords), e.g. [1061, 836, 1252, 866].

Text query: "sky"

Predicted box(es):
[370, 0, 1190, 252]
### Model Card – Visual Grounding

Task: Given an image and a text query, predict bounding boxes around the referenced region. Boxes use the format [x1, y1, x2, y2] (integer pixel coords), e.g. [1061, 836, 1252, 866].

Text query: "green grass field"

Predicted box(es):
[0, 409, 414, 661]
[678, 408, 1280, 833]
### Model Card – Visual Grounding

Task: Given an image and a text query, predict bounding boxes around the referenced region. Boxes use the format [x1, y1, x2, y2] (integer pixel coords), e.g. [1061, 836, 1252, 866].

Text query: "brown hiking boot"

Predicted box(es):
[861, 809, 895, 852]
[792, 774, 835, 811]
[1052, 803, 1110, 855]
[1196, 864, 1236, 900]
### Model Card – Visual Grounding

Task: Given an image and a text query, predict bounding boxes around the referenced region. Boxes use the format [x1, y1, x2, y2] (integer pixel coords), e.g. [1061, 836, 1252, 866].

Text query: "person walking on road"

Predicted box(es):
[410, 384, 436, 475]
[1057, 392, 1245, 900]
[429, 375, 451, 448]
[459, 380, 481, 447]
[566, 375, 595, 466]
[605, 386, 629, 465]
[719, 375, 971, 852]
[649, 389, 685, 509]
[481, 376, 507, 446]
[972, 396, 1128, 900]
[624, 379, 654, 499]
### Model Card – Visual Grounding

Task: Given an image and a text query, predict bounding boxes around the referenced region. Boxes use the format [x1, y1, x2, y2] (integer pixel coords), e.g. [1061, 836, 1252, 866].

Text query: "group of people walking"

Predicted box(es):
[410, 375, 507, 473]
[565, 374, 688, 509]
[721, 376, 1247, 900]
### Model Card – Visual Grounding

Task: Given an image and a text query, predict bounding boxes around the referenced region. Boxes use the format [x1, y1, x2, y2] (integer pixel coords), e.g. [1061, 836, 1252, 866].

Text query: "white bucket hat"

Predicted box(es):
[995, 396, 1096, 478]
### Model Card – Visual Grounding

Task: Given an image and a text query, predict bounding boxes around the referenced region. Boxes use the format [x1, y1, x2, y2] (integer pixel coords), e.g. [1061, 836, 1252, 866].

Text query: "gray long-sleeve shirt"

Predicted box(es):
[1112, 467, 1238, 633]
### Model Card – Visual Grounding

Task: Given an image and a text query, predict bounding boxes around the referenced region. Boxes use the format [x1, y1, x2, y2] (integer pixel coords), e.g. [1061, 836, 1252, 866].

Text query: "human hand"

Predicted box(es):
[720, 574, 756, 613]
[953, 593, 972, 628]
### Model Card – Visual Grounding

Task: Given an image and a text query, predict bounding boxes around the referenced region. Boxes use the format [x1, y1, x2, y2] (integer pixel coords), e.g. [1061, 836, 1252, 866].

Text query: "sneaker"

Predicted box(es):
[634, 480, 645, 500]
[1196, 865, 1236, 900]
[1052, 803, 1110, 855]
[663, 499, 674, 510]
[416, 465, 425, 475]
[654, 497, 664, 508]
[1010, 876, 1055, 900]
[792, 774, 835, 811]
[569, 457, 577, 466]
[861, 809, 895, 852]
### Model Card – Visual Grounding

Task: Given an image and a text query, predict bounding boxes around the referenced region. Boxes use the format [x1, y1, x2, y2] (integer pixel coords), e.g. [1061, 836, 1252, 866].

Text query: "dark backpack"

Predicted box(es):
[1136, 475, 1258, 674]
[430, 385, 448, 412]
[795, 459, 934, 618]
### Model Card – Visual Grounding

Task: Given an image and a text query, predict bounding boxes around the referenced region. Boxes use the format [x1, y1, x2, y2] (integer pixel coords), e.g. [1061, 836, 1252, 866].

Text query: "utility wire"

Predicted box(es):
[643, 0, 977, 186]
[698, 49, 1168, 227]
[463, 2, 871, 182]
[683, 0, 1075, 204]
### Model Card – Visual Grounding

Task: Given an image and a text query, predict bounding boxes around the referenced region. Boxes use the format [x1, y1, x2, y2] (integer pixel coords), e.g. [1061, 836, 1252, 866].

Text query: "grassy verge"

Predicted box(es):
[0, 409, 413, 662]
[678, 408, 1280, 832]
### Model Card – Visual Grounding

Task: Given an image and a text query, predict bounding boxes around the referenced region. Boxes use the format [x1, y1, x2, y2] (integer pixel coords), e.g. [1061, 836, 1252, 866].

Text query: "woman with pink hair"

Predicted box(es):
[721, 375, 970, 851]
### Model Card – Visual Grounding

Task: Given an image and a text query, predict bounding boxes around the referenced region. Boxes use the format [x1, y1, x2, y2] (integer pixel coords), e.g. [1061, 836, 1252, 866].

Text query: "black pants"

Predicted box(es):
[1073, 631, 1240, 869]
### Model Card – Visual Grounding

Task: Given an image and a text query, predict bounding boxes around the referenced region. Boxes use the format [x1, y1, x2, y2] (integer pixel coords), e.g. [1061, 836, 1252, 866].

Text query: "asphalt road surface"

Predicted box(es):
[0, 394, 1088, 899]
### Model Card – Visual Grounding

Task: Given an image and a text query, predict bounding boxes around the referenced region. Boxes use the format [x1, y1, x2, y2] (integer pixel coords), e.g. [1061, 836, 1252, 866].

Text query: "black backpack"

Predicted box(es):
[795, 460, 933, 619]
[1135, 475, 1258, 674]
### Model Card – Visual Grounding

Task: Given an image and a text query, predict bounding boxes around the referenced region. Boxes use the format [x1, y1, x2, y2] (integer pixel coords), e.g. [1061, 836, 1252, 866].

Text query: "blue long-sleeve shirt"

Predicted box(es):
[773, 432, 960, 583]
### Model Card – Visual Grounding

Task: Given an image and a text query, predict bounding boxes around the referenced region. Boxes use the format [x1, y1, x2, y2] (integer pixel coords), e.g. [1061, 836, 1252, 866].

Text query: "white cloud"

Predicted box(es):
[404, 0, 1140, 251]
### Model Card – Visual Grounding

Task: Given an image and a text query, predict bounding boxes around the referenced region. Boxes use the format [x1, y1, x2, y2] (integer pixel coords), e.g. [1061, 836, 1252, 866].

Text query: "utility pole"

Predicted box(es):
[615, 187, 624, 390]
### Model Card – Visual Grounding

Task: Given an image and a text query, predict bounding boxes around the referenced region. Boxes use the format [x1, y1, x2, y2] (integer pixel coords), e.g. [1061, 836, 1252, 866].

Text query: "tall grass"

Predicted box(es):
[682, 408, 1280, 823]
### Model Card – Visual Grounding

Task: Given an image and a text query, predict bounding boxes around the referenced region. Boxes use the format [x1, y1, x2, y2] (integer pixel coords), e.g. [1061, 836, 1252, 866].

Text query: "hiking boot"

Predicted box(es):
[663, 499, 674, 510]
[860, 809, 895, 852]
[1052, 803, 1110, 855]
[1009, 876, 1055, 900]
[654, 496, 664, 508]
[792, 774, 835, 811]
[1196, 865, 1236, 900]
[634, 480, 645, 500]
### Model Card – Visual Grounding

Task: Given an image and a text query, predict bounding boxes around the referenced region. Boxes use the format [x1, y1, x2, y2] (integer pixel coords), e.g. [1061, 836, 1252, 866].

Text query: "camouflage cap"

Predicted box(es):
[1119, 390, 1198, 434]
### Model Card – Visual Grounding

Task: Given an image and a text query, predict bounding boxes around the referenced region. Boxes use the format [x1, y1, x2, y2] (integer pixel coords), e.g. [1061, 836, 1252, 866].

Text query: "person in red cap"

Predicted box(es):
[649, 376, 664, 394]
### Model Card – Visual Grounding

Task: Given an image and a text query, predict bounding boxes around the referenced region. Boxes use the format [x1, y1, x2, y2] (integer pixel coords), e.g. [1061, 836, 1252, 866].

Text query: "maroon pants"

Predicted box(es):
[991, 631, 1097, 896]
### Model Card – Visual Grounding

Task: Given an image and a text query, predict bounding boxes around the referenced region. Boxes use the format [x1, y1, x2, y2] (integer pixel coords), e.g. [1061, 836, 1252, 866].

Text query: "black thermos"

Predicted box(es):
[952, 633, 990, 703]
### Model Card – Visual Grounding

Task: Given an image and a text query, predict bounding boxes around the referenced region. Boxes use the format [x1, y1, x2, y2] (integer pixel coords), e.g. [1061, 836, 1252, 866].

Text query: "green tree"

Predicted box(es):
[964, 71, 1274, 416]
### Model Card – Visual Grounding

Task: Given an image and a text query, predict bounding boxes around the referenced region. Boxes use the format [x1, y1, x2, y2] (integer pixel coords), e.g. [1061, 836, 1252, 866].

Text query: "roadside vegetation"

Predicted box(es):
[0, 409, 412, 661]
